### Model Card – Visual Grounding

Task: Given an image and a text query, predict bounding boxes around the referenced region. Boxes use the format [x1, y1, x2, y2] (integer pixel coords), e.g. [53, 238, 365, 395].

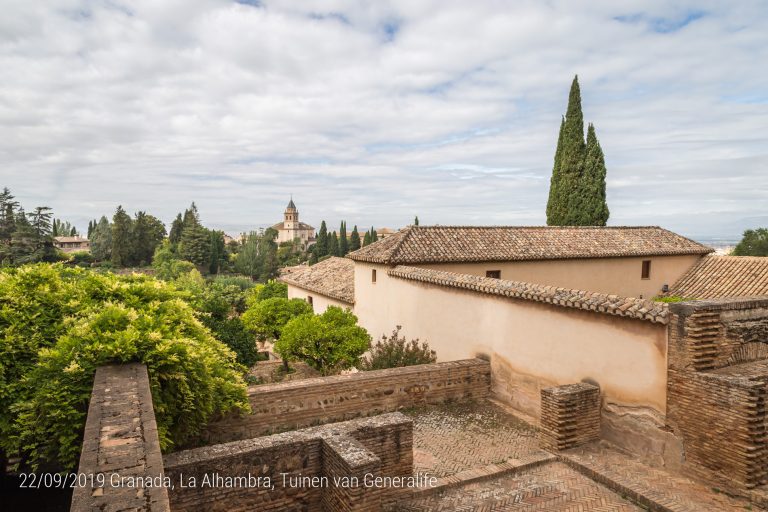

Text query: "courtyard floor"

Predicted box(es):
[392, 399, 761, 512]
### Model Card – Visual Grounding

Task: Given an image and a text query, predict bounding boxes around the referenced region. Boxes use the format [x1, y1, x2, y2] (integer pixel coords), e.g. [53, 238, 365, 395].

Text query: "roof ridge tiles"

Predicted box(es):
[387, 265, 669, 324]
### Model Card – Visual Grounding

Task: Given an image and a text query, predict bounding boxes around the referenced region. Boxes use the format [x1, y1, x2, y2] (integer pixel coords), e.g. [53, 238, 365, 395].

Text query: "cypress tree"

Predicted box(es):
[350, 225, 361, 251]
[315, 221, 328, 257]
[414, 216, 419, 226]
[363, 231, 371, 246]
[169, 213, 184, 245]
[339, 221, 348, 256]
[371, 227, 378, 242]
[581, 123, 609, 226]
[546, 75, 609, 226]
[111, 206, 132, 267]
[329, 231, 339, 257]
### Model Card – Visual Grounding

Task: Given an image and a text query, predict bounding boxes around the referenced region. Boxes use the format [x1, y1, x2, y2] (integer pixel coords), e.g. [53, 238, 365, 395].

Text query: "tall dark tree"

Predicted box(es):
[339, 221, 348, 256]
[0, 187, 19, 244]
[350, 225, 361, 251]
[414, 216, 419, 226]
[111, 206, 133, 267]
[169, 213, 184, 245]
[580, 123, 609, 226]
[315, 220, 328, 257]
[363, 230, 371, 246]
[180, 223, 211, 268]
[208, 230, 226, 274]
[328, 231, 339, 257]
[182, 202, 200, 230]
[546, 76, 609, 226]
[132, 212, 166, 266]
[90, 216, 112, 261]
[370, 227, 378, 242]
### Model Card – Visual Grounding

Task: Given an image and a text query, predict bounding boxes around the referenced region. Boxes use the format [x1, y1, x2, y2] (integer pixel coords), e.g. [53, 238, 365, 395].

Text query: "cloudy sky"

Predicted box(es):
[1, 0, 766, 239]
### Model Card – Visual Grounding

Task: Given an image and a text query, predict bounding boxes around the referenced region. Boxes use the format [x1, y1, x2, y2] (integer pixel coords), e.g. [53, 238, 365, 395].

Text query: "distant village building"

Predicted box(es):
[271, 198, 315, 246]
[53, 236, 90, 254]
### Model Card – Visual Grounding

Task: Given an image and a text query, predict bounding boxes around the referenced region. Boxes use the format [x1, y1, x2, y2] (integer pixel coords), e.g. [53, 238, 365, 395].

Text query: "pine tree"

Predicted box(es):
[315, 221, 328, 257]
[111, 206, 133, 267]
[329, 231, 339, 257]
[0, 187, 19, 244]
[180, 223, 211, 268]
[182, 202, 200, 230]
[339, 221, 348, 256]
[546, 76, 609, 226]
[350, 225, 361, 251]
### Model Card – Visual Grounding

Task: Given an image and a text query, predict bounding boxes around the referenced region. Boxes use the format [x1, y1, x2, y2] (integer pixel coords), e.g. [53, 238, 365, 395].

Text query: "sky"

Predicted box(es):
[1, 0, 766, 240]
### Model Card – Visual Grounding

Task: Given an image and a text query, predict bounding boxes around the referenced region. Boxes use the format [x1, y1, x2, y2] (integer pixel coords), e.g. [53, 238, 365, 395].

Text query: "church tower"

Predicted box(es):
[284, 197, 298, 230]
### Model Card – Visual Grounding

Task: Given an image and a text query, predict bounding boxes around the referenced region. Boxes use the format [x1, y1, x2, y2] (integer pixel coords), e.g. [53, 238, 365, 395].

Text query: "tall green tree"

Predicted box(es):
[315, 220, 328, 258]
[169, 213, 184, 245]
[580, 123, 609, 226]
[546, 76, 609, 226]
[363, 230, 371, 246]
[350, 225, 361, 251]
[414, 216, 419, 226]
[90, 216, 112, 261]
[370, 227, 378, 242]
[132, 212, 166, 266]
[339, 221, 348, 256]
[111, 206, 132, 267]
[0, 187, 19, 245]
[329, 231, 339, 257]
[179, 223, 211, 268]
[208, 230, 227, 274]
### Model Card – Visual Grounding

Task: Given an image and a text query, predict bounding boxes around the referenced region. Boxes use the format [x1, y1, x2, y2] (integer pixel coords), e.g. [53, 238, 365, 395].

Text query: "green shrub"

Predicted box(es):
[211, 275, 256, 291]
[241, 297, 313, 341]
[0, 264, 249, 471]
[360, 326, 437, 370]
[245, 280, 288, 307]
[277, 306, 371, 375]
[653, 296, 698, 303]
[69, 251, 95, 266]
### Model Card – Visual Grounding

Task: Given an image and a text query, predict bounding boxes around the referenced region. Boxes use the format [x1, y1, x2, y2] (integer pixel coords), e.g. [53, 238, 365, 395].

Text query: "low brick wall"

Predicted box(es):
[205, 359, 490, 444]
[163, 413, 413, 512]
[71, 364, 170, 512]
[539, 383, 600, 452]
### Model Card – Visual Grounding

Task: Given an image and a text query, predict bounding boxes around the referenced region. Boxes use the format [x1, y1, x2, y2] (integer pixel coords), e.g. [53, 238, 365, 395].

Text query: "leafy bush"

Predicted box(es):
[69, 251, 95, 266]
[360, 326, 437, 370]
[0, 264, 249, 471]
[245, 280, 288, 307]
[277, 307, 371, 375]
[211, 275, 256, 291]
[241, 297, 313, 341]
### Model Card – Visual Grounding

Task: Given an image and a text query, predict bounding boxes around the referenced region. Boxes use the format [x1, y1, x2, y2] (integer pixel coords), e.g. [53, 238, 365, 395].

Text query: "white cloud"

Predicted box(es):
[0, 0, 766, 238]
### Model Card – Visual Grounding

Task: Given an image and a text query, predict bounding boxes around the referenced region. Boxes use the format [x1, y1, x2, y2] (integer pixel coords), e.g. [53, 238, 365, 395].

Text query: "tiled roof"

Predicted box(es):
[388, 265, 669, 324]
[668, 255, 768, 299]
[347, 226, 712, 264]
[279, 256, 354, 304]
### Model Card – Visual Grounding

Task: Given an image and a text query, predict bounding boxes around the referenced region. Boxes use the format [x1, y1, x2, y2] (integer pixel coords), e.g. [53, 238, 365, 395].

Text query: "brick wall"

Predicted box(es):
[667, 298, 768, 492]
[204, 359, 490, 444]
[539, 383, 600, 452]
[163, 413, 413, 512]
[71, 364, 170, 512]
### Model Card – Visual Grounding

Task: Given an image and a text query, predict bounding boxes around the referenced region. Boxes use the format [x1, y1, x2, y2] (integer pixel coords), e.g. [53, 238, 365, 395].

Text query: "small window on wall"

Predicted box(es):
[307, 296, 313, 306]
[486, 270, 501, 279]
[372, 269, 377, 283]
[641, 260, 651, 279]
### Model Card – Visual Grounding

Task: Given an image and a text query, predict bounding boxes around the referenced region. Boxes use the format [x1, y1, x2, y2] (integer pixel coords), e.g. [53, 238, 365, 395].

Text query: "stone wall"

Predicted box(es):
[667, 298, 768, 492]
[204, 359, 490, 444]
[539, 383, 600, 452]
[71, 364, 170, 512]
[163, 413, 413, 512]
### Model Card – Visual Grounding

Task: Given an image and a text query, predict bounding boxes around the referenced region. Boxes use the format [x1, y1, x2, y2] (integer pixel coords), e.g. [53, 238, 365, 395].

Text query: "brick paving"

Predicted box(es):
[397, 400, 764, 511]
[562, 442, 759, 511]
[392, 461, 643, 511]
[403, 400, 540, 479]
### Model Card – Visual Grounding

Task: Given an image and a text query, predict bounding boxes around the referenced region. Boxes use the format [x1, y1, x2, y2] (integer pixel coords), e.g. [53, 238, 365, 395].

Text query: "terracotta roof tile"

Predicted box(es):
[668, 255, 768, 299]
[347, 226, 711, 264]
[387, 265, 669, 324]
[279, 256, 354, 304]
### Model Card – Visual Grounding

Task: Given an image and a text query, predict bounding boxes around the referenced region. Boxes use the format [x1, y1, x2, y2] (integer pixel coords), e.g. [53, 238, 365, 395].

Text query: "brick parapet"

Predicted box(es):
[205, 359, 490, 444]
[70, 363, 170, 512]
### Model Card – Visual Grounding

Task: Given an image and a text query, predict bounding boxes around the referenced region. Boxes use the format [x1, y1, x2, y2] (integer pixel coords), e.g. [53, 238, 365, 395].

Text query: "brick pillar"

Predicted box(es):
[321, 435, 382, 512]
[539, 383, 601, 452]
